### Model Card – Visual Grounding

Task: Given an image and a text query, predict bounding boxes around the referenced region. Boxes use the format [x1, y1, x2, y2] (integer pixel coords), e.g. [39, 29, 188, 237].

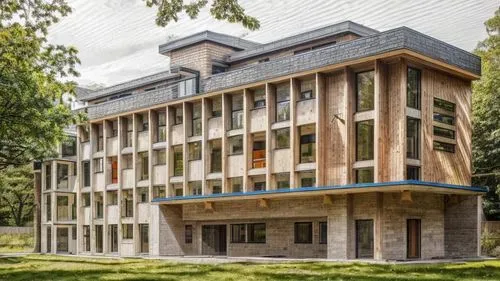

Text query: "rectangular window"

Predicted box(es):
[185, 225, 193, 244]
[192, 103, 202, 136]
[433, 126, 455, 139]
[253, 88, 266, 108]
[189, 181, 202, 196]
[212, 98, 222, 117]
[95, 196, 103, 219]
[138, 187, 149, 203]
[97, 124, 104, 151]
[407, 67, 421, 109]
[110, 158, 118, 184]
[254, 182, 266, 191]
[107, 191, 118, 205]
[82, 193, 90, 207]
[83, 225, 90, 251]
[45, 163, 51, 190]
[276, 83, 290, 122]
[174, 184, 183, 196]
[211, 180, 222, 194]
[356, 120, 374, 161]
[299, 80, 315, 100]
[139, 152, 148, 180]
[153, 186, 166, 199]
[94, 158, 103, 173]
[125, 117, 133, 148]
[230, 224, 246, 243]
[210, 147, 222, 173]
[433, 141, 455, 153]
[57, 196, 69, 221]
[72, 225, 77, 240]
[434, 97, 455, 113]
[276, 173, 290, 189]
[294, 222, 313, 244]
[275, 128, 290, 149]
[139, 113, 149, 131]
[252, 140, 266, 168]
[122, 154, 133, 169]
[433, 112, 455, 126]
[123, 194, 133, 217]
[407, 166, 420, 180]
[173, 146, 183, 176]
[229, 135, 243, 155]
[407, 118, 420, 159]
[122, 224, 133, 239]
[231, 177, 243, 193]
[45, 194, 51, 221]
[300, 174, 316, 187]
[157, 111, 166, 142]
[154, 150, 166, 165]
[110, 120, 118, 137]
[231, 94, 244, 130]
[356, 71, 374, 112]
[319, 222, 327, 244]
[62, 136, 77, 157]
[174, 106, 183, 125]
[56, 163, 69, 190]
[248, 223, 266, 243]
[356, 168, 374, 184]
[188, 141, 202, 161]
[299, 127, 316, 163]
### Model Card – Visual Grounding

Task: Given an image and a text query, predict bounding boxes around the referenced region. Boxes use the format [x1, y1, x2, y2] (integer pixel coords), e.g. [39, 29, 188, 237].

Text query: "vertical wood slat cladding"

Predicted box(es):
[324, 71, 347, 185]
[421, 68, 471, 185]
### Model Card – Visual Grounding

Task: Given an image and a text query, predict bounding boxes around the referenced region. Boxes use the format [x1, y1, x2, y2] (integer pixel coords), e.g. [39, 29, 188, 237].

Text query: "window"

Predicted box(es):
[125, 117, 133, 147]
[62, 136, 77, 157]
[275, 128, 290, 149]
[434, 97, 455, 113]
[173, 146, 183, 176]
[407, 118, 420, 159]
[188, 141, 202, 161]
[82, 193, 90, 207]
[173, 184, 183, 196]
[107, 191, 118, 205]
[276, 83, 290, 122]
[231, 95, 244, 130]
[254, 182, 266, 191]
[110, 120, 118, 137]
[300, 126, 316, 163]
[189, 181, 202, 196]
[248, 223, 266, 243]
[407, 67, 421, 109]
[356, 71, 374, 112]
[178, 77, 196, 96]
[211, 98, 222, 117]
[407, 166, 420, 180]
[94, 158, 103, 173]
[252, 140, 266, 168]
[174, 106, 183, 125]
[45, 194, 51, 221]
[157, 112, 166, 142]
[433, 141, 455, 153]
[138, 113, 148, 131]
[122, 154, 133, 169]
[110, 157, 118, 184]
[139, 152, 148, 180]
[356, 168, 374, 183]
[253, 88, 266, 108]
[276, 173, 290, 189]
[319, 222, 327, 244]
[231, 224, 246, 243]
[45, 163, 51, 190]
[72, 225, 77, 240]
[211, 180, 222, 194]
[231, 177, 242, 193]
[210, 145, 222, 173]
[138, 187, 149, 203]
[185, 225, 193, 244]
[56, 163, 69, 189]
[122, 193, 133, 217]
[229, 135, 243, 155]
[212, 65, 226, 74]
[301, 174, 316, 187]
[433, 112, 455, 126]
[123, 224, 133, 239]
[356, 120, 374, 161]
[96, 124, 104, 151]
[295, 222, 313, 244]
[299, 80, 315, 100]
[154, 150, 166, 165]
[95, 195, 103, 219]
[153, 186, 166, 199]
[80, 126, 90, 142]
[57, 196, 69, 221]
[192, 103, 202, 136]
[433, 126, 455, 139]
[83, 225, 90, 251]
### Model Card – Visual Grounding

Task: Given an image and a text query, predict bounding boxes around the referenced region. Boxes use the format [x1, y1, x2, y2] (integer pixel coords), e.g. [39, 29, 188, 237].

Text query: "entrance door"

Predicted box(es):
[202, 225, 227, 256]
[140, 224, 149, 253]
[109, 224, 118, 253]
[407, 219, 421, 259]
[95, 225, 103, 253]
[356, 219, 374, 259]
[56, 227, 68, 252]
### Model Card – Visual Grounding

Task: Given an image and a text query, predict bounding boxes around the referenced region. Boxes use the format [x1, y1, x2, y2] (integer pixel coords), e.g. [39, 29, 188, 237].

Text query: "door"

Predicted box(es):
[356, 219, 374, 259]
[202, 225, 227, 256]
[109, 224, 118, 253]
[140, 224, 149, 253]
[95, 225, 103, 253]
[407, 219, 421, 259]
[56, 227, 69, 252]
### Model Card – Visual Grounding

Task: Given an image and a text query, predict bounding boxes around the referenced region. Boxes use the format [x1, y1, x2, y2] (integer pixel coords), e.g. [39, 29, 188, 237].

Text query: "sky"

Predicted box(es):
[47, 0, 498, 87]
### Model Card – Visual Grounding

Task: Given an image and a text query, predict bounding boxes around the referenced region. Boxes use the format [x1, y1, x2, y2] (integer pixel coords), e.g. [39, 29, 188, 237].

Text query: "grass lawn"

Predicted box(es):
[0, 233, 33, 253]
[0, 255, 500, 281]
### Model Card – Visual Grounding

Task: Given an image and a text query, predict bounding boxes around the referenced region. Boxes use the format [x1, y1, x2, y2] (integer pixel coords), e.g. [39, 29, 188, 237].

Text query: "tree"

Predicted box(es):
[0, 0, 81, 170]
[144, 0, 260, 30]
[0, 165, 34, 226]
[472, 8, 500, 220]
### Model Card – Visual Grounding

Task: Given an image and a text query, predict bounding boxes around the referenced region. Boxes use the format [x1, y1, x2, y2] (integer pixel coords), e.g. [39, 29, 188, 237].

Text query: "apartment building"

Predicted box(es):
[41, 21, 486, 260]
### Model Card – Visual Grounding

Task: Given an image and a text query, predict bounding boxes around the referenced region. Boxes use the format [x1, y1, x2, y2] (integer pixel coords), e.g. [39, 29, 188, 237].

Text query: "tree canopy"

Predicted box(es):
[0, 165, 34, 226]
[144, 0, 260, 30]
[0, 0, 81, 170]
[472, 8, 500, 220]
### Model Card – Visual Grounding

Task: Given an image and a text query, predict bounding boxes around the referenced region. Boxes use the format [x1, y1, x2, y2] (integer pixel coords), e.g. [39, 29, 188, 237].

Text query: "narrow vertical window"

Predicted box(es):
[356, 120, 374, 161]
[356, 71, 374, 112]
[407, 67, 421, 109]
[406, 117, 420, 159]
[192, 103, 202, 136]
[276, 83, 290, 122]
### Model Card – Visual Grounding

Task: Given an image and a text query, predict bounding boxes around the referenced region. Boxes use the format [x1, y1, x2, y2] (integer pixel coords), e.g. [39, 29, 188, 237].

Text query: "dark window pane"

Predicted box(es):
[185, 225, 193, 244]
[433, 126, 455, 139]
[356, 71, 374, 112]
[434, 97, 455, 113]
[433, 113, 455, 126]
[248, 223, 266, 243]
[231, 224, 246, 243]
[254, 182, 266, 191]
[433, 141, 455, 153]
[407, 166, 420, 180]
[407, 68, 421, 109]
[276, 128, 290, 149]
[356, 120, 374, 161]
[407, 118, 420, 159]
[319, 222, 327, 244]
[356, 168, 374, 183]
[294, 222, 313, 244]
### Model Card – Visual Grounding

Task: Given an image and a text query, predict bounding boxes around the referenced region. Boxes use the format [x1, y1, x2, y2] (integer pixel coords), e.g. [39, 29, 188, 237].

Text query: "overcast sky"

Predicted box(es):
[47, 0, 498, 87]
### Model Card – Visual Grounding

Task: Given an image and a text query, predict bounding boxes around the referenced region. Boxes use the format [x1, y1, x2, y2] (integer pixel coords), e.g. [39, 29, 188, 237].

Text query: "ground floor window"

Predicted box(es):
[230, 224, 246, 243]
[123, 224, 133, 239]
[247, 223, 266, 243]
[356, 219, 374, 258]
[185, 225, 193, 244]
[294, 222, 313, 244]
[109, 224, 118, 253]
[140, 224, 149, 253]
[319, 222, 327, 244]
[83, 225, 90, 252]
[95, 225, 103, 253]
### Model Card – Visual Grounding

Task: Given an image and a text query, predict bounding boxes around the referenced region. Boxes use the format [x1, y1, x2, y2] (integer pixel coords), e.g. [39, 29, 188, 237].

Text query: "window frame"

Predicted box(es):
[294, 222, 313, 244]
[355, 70, 375, 112]
[407, 67, 421, 109]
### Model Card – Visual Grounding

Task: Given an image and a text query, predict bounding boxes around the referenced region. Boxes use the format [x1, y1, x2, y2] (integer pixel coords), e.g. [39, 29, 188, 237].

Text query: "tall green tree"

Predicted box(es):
[0, 0, 81, 170]
[0, 165, 34, 226]
[144, 0, 260, 30]
[472, 8, 500, 220]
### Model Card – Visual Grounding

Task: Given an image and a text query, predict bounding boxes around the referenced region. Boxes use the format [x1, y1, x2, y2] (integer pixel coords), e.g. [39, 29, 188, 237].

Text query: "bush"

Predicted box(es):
[0, 233, 34, 253]
[482, 230, 500, 256]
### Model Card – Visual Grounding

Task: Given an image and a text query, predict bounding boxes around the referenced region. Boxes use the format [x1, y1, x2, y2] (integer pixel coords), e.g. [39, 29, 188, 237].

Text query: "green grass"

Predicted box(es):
[0, 255, 500, 281]
[0, 233, 33, 253]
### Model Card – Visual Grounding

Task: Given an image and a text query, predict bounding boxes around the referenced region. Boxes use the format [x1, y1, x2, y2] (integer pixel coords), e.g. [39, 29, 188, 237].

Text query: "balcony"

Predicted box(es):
[273, 148, 291, 173]
[227, 154, 244, 177]
[106, 137, 118, 156]
[137, 131, 149, 152]
[171, 124, 184, 145]
[188, 160, 203, 181]
[81, 142, 90, 160]
[153, 165, 167, 185]
[93, 173, 105, 191]
[250, 108, 267, 133]
[122, 169, 134, 189]
[207, 117, 223, 140]
[296, 99, 316, 125]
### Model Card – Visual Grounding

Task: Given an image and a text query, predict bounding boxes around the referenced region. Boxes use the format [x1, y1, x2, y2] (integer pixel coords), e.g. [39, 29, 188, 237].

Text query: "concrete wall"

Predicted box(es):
[444, 195, 480, 257]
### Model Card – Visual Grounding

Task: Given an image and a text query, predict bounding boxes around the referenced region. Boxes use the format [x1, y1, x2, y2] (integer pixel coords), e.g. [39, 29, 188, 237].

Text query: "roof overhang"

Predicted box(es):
[152, 180, 486, 205]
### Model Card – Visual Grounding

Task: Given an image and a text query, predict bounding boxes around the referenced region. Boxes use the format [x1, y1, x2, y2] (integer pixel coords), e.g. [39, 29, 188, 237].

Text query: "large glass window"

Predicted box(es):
[173, 146, 183, 176]
[407, 118, 420, 159]
[210, 145, 222, 173]
[189, 181, 202, 196]
[122, 224, 133, 239]
[125, 117, 133, 147]
[356, 120, 374, 161]
[231, 95, 244, 130]
[188, 142, 202, 161]
[299, 126, 316, 163]
[294, 222, 313, 244]
[82, 161, 90, 187]
[107, 191, 118, 205]
[407, 67, 421, 109]
[56, 163, 69, 190]
[62, 136, 77, 157]
[356, 168, 374, 183]
[96, 124, 104, 151]
[154, 150, 166, 165]
[231, 177, 243, 193]
[407, 166, 420, 180]
[56, 196, 69, 221]
[252, 140, 266, 168]
[139, 152, 148, 180]
[157, 111, 166, 142]
[231, 224, 246, 243]
[228, 135, 243, 155]
[356, 71, 374, 112]
[276, 83, 290, 122]
[94, 158, 103, 173]
[192, 103, 202, 136]
[122, 193, 133, 217]
[275, 128, 290, 149]
[276, 173, 290, 189]
[248, 223, 266, 243]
